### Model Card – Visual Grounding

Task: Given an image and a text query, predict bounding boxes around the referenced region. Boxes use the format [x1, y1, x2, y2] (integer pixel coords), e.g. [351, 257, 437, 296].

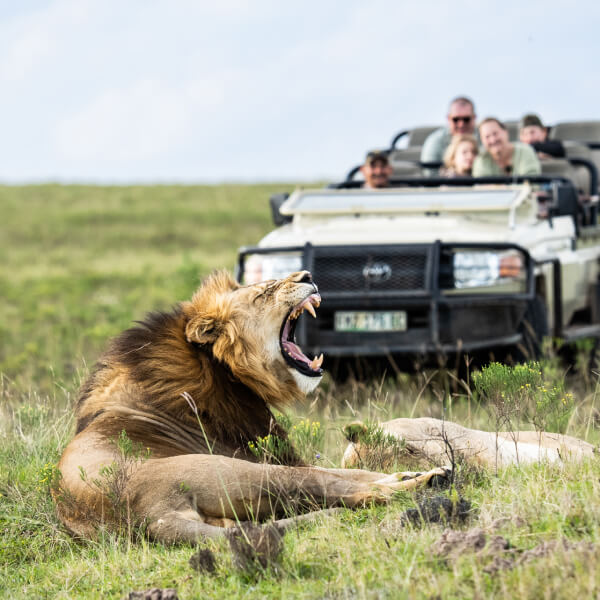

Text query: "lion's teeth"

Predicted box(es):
[304, 302, 316, 318]
[309, 353, 324, 370]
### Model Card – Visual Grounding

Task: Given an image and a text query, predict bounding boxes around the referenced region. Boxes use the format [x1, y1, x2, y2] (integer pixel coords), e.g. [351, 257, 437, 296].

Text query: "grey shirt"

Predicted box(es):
[420, 127, 452, 164]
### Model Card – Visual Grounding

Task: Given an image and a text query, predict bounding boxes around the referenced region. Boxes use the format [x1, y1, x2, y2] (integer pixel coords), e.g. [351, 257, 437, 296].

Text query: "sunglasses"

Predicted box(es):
[451, 116, 472, 124]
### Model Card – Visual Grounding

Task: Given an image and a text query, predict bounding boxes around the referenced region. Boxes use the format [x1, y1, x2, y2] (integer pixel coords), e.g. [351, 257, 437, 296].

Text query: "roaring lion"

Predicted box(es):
[342, 417, 595, 470]
[53, 271, 448, 544]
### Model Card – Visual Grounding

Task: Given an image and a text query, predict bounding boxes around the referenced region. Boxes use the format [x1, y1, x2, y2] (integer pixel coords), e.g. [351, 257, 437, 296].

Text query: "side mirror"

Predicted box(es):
[269, 193, 292, 226]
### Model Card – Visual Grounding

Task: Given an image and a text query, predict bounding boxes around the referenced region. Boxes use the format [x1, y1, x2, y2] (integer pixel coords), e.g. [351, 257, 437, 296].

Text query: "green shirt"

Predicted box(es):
[472, 142, 541, 176]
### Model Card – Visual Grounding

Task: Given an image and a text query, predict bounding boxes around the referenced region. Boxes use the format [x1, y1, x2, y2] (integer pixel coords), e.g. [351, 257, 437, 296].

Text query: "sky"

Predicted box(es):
[0, 0, 598, 183]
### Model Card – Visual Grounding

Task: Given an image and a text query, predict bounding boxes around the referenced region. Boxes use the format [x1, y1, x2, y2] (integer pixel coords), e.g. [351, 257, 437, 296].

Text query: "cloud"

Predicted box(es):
[0, 0, 94, 83]
[0, 0, 599, 181]
[55, 78, 225, 161]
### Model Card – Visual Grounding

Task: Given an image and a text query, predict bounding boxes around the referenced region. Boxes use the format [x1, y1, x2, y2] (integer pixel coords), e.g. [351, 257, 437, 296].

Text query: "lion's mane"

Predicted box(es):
[74, 271, 302, 463]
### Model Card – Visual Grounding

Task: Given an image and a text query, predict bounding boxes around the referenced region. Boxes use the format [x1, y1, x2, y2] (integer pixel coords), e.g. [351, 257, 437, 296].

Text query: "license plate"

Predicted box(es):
[334, 311, 407, 332]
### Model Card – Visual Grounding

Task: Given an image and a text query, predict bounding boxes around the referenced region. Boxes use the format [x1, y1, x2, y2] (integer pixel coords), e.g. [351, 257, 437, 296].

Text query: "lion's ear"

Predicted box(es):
[184, 311, 223, 344]
[183, 270, 238, 345]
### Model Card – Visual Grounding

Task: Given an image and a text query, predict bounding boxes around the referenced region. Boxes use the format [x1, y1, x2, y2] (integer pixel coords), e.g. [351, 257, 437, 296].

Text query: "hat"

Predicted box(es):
[519, 114, 544, 130]
[365, 150, 389, 165]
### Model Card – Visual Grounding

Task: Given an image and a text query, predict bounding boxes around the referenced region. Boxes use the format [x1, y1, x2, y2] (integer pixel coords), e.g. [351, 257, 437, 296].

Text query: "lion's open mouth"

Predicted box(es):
[280, 292, 323, 377]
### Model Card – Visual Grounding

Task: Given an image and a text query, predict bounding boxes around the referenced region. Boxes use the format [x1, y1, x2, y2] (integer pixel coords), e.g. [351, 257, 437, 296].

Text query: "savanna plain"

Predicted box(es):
[2, 184, 600, 599]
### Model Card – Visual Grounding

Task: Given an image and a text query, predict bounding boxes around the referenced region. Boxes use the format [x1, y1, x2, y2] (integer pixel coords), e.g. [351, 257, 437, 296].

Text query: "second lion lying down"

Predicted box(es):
[342, 417, 595, 470]
[53, 271, 447, 544]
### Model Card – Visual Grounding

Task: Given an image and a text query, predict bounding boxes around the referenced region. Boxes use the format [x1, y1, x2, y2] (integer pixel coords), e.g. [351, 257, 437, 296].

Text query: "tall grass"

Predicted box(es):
[3, 184, 600, 598]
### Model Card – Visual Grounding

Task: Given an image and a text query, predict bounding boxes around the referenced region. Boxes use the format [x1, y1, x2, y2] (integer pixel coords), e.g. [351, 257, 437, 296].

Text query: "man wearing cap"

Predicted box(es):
[361, 150, 392, 189]
[420, 96, 477, 168]
[519, 113, 565, 158]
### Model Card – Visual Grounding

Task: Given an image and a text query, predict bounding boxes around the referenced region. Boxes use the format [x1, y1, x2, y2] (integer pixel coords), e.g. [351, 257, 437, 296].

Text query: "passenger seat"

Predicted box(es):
[390, 125, 440, 165]
[504, 120, 519, 141]
[550, 121, 600, 178]
[540, 158, 591, 196]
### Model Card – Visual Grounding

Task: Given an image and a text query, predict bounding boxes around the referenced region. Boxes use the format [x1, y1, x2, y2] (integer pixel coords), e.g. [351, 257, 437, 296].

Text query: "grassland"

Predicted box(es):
[2, 184, 600, 599]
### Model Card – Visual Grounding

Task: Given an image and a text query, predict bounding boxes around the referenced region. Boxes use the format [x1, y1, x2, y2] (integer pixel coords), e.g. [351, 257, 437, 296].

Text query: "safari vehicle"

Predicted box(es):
[236, 125, 600, 367]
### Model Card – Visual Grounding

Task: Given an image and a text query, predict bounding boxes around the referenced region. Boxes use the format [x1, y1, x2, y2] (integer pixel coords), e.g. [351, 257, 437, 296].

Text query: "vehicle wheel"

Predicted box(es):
[517, 296, 549, 361]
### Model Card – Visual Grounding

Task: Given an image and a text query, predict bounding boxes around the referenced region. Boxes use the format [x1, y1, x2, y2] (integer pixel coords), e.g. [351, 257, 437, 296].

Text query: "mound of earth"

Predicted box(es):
[226, 523, 284, 573]
[431, 528, 595, 574]
[401, 496, 472, 526]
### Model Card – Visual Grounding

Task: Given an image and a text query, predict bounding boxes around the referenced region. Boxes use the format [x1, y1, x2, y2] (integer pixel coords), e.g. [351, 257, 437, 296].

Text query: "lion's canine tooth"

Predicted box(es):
[309, 353, 324, 370]
[305, 302, 316, 318]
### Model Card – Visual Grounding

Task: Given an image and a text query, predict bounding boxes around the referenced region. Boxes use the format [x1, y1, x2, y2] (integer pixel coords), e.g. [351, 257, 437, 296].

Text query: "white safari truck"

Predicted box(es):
[236, 174, 600, 363]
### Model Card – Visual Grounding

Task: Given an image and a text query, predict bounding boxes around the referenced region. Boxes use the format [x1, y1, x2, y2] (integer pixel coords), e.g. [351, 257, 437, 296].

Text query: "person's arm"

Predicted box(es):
[532, 140, 566, 158]
[517, 144, 542, 175]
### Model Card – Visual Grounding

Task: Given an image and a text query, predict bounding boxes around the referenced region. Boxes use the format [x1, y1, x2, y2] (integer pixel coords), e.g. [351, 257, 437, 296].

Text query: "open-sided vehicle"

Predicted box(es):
[236, 127, 600, 367]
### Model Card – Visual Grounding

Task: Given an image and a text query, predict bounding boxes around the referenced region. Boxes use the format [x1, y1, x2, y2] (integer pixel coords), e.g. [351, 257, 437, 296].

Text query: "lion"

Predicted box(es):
[342, 417, 595, 471]
[53, 271, 449, 544]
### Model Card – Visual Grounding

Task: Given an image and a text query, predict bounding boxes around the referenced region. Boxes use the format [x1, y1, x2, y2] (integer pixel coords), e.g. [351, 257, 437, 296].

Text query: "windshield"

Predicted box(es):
[281, 187, 528, 215]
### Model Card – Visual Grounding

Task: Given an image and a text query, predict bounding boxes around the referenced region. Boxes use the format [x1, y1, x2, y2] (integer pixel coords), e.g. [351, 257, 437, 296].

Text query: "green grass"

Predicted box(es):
[3, 184, 600, 599]
[0, 183, 284, 392]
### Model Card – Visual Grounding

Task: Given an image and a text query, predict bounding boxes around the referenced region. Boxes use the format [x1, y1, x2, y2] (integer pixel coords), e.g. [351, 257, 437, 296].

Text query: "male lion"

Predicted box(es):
[54, 271, 448, 544]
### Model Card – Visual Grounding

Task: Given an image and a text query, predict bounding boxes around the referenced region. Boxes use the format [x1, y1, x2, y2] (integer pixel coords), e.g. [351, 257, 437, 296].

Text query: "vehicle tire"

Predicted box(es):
[517, 296, 549, 361]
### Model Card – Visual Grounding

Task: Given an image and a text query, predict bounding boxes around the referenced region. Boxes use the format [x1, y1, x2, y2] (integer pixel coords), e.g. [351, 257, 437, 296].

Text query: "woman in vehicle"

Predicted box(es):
[441, 134, 478, 176]
[473, 117, 541, 176]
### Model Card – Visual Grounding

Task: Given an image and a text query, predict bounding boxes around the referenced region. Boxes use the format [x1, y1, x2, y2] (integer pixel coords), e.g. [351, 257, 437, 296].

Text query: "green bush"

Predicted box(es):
[473, 361, 575, 434]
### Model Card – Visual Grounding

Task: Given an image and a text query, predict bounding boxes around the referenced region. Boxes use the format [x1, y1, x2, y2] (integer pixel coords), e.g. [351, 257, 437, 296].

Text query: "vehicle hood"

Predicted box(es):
[256, 184, 575, 256]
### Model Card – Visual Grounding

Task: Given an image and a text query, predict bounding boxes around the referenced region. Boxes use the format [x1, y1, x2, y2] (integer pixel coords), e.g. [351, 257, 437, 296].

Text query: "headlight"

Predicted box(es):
[242, 253, 303, 284]
[453, 250, 525, 289]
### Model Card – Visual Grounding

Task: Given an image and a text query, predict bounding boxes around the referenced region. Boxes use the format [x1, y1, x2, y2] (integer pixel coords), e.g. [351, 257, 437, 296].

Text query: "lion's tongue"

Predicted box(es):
[282, 340, 311, 365]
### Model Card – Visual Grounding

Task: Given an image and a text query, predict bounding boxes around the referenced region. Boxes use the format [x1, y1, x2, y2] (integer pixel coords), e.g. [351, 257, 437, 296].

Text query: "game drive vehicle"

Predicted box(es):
[236, 124, 600, 367]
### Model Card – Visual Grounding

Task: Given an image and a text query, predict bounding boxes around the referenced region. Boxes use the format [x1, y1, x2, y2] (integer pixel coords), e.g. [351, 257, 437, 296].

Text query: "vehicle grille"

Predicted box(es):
[311, 247, 430, 293]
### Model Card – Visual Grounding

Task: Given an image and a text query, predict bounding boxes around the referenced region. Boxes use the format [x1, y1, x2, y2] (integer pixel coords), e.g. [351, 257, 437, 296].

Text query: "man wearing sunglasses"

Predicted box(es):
[420, 96, 477, 170]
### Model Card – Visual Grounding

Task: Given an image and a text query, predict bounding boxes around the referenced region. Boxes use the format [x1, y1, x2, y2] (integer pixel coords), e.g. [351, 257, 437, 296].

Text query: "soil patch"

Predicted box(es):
[401, 496, 472, 526]
[431, 528, 595, 574]
[189, 547, 217, 574]
[226, 523, 284, 573]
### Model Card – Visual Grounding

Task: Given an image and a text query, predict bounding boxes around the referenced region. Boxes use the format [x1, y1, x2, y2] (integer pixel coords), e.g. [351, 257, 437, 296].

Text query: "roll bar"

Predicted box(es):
[344, 159, 598, 196]
[389, 130, 411, 150]
[333, 174, 572, 189]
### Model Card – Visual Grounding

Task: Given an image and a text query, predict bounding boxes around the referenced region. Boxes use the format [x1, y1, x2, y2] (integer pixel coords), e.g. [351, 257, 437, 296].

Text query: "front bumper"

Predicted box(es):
[237, 241, 535, 357]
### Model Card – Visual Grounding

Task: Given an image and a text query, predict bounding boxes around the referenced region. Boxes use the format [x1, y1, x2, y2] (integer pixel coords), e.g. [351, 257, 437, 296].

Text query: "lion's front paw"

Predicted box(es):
[376, 466, 452, 491]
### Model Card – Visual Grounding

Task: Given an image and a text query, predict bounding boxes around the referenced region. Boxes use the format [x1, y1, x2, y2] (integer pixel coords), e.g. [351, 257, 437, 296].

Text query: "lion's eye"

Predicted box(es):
[251, 282, 277, 303]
